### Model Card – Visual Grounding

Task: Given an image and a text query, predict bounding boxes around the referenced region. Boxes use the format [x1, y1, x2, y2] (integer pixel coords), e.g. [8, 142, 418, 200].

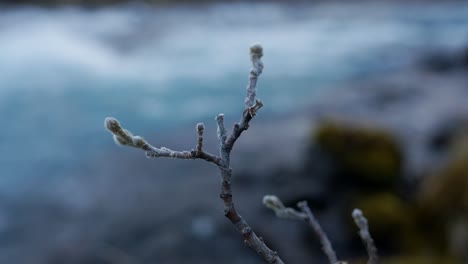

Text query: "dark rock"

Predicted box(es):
[312, 121, 403, 190]
[421, 47, 468, 73]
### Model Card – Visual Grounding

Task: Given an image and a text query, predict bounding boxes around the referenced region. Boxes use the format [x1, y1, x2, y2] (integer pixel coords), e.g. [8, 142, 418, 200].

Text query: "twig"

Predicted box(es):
[105, 44, 284, 264]
[245, 43, 264, 108]
[298, 201, 338, 264]
[352, 209, 378, 264]
[196, 123, 204, 153]
[214, 44, 283, 264]
[262, 195, 306, 220]
[263, 195, 339, 264]
[104, 117, 222, 166]
[263, 196, 379, 264]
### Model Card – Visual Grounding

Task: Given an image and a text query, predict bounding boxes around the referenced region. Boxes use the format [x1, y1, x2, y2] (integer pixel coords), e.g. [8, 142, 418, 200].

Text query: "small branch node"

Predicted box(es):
[248, 99, 264, 117]
[242, 226, 252, 236]
[250, 43, 263, 59]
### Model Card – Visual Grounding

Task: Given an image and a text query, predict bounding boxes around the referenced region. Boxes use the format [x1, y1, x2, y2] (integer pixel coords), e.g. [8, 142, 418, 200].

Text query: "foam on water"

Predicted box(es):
[0, 2, 468, 186]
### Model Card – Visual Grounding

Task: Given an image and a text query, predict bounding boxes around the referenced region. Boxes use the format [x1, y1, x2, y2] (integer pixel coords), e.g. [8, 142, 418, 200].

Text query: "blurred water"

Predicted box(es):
[0, 2, 468, 187]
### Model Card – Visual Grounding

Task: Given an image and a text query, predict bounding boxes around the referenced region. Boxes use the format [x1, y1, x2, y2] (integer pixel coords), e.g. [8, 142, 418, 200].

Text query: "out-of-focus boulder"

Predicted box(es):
[313, 121, 403, 188]
[418, 129, 468, 261]
[352, 192, 419, 252]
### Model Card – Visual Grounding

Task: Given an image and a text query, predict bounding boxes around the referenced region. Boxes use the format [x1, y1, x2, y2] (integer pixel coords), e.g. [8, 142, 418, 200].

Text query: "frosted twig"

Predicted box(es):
[262, 195, 306, 220]
[215, 45, 282, 264]
[264, 196, 378, 264]
[352, 209, 378, 264]
[298, 201, 338, 264]
[104, 117, 222, 166]
[196, 123, 204, 153]
[263, 195, 338, 263]
[105, 44, 284, 263]
[245, 43, 264, 108]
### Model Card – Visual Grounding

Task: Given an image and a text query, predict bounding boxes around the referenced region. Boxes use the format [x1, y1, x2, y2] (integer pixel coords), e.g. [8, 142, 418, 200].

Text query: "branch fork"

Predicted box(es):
[105, 44, 284, 263]
[105, 43, 378, 264]
[263, 195, 378, 264]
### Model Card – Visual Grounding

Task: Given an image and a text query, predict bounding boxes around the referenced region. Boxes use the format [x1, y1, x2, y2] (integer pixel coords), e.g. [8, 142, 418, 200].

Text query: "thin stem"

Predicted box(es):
[214, 45, 284, 264]
[196, 123, 204, 153]
[298, 201, 338, 264]
[263, 195, 341, 264]
[105, 44, 285, 263]
[104, 117, 222, 167]
[352, 209, 378, 264]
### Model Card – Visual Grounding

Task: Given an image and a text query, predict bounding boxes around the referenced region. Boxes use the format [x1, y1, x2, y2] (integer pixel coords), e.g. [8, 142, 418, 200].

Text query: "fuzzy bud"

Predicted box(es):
[196, 123, 205, 133]
[104, 117, 121, 133]
[215, 113, 224, 122]
[352, 209, 366, 225]
[262, 195, 285, 210]
[250, 43, 263, 58]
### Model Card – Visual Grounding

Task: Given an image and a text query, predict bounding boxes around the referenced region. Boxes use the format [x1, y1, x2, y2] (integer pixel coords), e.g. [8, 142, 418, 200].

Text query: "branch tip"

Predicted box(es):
[250, 43, 263, 58]
[216, 113, 225, 122]
[296, 200, 307, 209]
[216, 113, 227, 144]
[104, 117, 121, 133]
[196, 123, 205, 133]
[196, 123, 205, 152]
[262, 195, 285, 211]
[245, 43, 264, 108]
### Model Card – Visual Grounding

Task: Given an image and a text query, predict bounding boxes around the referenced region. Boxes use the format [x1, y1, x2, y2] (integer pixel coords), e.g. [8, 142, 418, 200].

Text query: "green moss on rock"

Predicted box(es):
[417, 132, 468, 260]
[314, 121, 402, 187]
[419, 137, 468, 215]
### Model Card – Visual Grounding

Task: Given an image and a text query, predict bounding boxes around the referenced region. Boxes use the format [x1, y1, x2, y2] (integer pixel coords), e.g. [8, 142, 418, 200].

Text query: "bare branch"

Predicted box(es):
[105, 44, 285, 263]
[196, 123, 204, 153]
[352, 209, 378, 264]
[298, 201, 338, 264]
[263, 195, 338, 264]
[245, 43, 264, 108]
[224, 44, 264, 152]
[262, 195, 306, 220]
[215, 44, 284, 264]
[104, 117, 222, 166]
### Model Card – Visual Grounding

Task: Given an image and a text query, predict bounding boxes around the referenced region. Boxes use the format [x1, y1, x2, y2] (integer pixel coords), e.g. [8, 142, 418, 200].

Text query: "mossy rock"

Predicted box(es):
[419, 138, 468, 215]
[417, 133, 468, 260]
[314, 122, 402, 187]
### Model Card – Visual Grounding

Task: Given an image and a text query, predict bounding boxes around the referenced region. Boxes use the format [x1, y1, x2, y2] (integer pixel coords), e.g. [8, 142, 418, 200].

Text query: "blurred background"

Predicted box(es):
[1, 0, 468, 263]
